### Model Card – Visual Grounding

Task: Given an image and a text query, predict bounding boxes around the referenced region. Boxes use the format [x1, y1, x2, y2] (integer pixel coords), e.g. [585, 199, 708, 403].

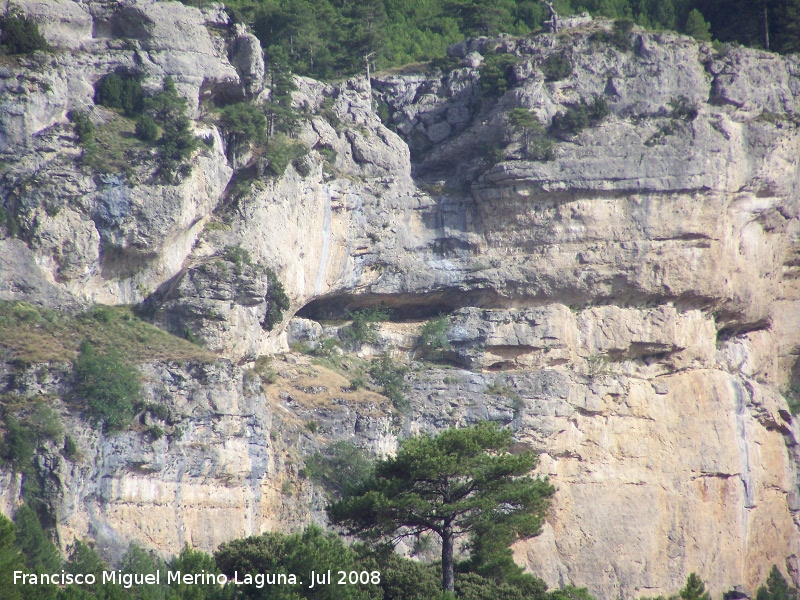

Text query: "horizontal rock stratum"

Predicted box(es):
[0, 2, 798, 599]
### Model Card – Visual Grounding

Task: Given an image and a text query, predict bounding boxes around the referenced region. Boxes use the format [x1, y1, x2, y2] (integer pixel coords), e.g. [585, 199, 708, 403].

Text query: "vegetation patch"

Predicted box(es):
[263, 269, 291, 331]
[0, 301, 214, 365]
[479, 53, 518, 96]
[550, 96, 610, 136]
[416, 315, 451, 360]
[0, 15, 52, 55]
[541, 53, 572, 81]
[72, 341, 141, 432]
[368, 354, 410, 410]
[342, 307, 391, 346]
[304, 441, 373, 498]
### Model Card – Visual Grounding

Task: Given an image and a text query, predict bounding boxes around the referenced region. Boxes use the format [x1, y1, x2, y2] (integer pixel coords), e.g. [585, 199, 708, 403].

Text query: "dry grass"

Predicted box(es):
[0, 301, 215, 364]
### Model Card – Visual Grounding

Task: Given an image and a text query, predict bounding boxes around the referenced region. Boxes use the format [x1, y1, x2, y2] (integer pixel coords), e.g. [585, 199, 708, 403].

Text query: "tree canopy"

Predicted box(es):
[327, 422, 555, 593]
[179, 0, 800, 81]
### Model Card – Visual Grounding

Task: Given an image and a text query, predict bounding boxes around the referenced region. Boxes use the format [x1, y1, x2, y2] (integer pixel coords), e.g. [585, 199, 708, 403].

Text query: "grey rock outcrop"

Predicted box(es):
[0, 7, 799, 600]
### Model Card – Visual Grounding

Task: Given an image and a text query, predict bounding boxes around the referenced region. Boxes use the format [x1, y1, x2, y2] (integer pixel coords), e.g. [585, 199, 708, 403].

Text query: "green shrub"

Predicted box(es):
[480, 53, 517, 96]
[63, 435, 79, 460]
[263, 269, 290, 331]
[1, 404, 64, 472]
[541, 53, 572, 81]
[292, 148, 312, 177]
[0, 15, 51, 55]
[350, 375, 366, 390]
[146, 403, 170, 421]
[343, 307, 391, 345]
[68, 110, 94, 145]
[551, 96, 610, 136]
[612, 19, 635, 50]
[265, 134, 309, 178]
[157, 114, 198, 182]
[135, 114, 158, 142]
[73, 340, 140, 432]
[417, 315, 450, 359]
[369, 354, 410, 410]
[94, 72, 144, 117]
[13, 504, 61, 573]
[786, 384, 800, 415]
[481, 142, 507, 165]
[305, 441, 373, 498]
[0, 416, 35, 471]
[305, 421, 318, 433]
[669, 95, 699, 120]
[507, 108, 554, 161]
[253, 356, 278, 384]
[685, 9, 712, 42]
[219, 102, 267, 163]
[222, 244, 253, 276]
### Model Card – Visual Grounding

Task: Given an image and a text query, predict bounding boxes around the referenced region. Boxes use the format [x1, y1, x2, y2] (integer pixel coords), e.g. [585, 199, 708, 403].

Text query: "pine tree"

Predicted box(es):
[13, 505, 61, 574]
[327, 422, 555, 593]
[685, 9, 712, 41]
[680, 573, 711, 600]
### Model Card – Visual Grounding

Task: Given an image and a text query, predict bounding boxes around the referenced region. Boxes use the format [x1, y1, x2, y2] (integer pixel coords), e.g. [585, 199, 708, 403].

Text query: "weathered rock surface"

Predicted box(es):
[0, 5, 799, 600]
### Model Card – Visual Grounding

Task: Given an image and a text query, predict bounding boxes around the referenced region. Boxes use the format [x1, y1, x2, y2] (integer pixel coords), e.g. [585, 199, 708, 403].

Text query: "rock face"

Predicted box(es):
[0, 5, 799, 600]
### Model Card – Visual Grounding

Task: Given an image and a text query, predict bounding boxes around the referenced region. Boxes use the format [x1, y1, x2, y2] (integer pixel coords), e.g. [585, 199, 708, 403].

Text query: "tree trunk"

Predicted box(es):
[764, 2, 770, 50]
[441, 526, 454, 593]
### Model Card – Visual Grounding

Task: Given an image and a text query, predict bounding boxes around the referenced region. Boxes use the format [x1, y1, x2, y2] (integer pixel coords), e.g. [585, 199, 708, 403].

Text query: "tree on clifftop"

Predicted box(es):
[327, 422, 555, 594]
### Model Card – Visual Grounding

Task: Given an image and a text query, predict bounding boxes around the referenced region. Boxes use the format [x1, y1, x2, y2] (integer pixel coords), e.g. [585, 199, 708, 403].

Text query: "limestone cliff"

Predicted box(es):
[0, 3, 799, 599]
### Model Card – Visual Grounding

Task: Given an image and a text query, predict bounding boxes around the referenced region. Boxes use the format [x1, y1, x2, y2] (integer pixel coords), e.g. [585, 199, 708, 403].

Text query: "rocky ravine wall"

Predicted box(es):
[0, 2, 798, 599]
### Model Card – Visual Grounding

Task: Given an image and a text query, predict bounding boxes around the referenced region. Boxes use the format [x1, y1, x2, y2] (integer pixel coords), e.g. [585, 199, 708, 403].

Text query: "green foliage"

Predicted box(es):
[481, 141, 507, 166]
[480, 53, 517, 96]
[0, 514, 24, 600]
[158, 114, 199, 182]
[612, 18, 635, 50]
[264, 134, 310, 178]
[305, 441, 374, 498]
[215, 525, 381, 599]
[135, 114, 159, 142]
[685, 9, 712, 41]
[368, 354, 410, 410]
[14, 504, 61, 573]
[94, 72, 145, 117]
[169, 545, 228, 600]
[669, 95, 699, 120]
[506, 108, 554, 161]
[222, 244, 253, 276]
[417, 315, 450, 359]
[0, 14, 52, 55]
[1, 403, 64, 480]
[551, 96, 610, 136]
[73, 340, 141, 432]
[253, 356, 278, 385]
[63, 434, 80, 460]
[756, 565, 800, 600]
[144, 76, 199, 182]
[0, 301, 213, 365]
[68, 110, 95, 145]
[264, 268, 291, 331]
[786, 384, 800, 415]
[327, 422, 555, 593]
[541, 53, 572, 81]
[679, 573, 711, 600]
[343, 307, 391, 345]
[1, 415, 36, 471]
[219, 102, 267, 163]
[548, 586, 596, 600]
